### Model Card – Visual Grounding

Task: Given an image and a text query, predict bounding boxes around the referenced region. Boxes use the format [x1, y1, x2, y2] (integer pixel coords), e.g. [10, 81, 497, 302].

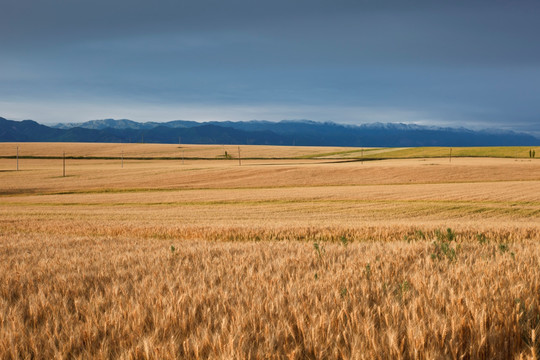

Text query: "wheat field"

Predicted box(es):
[1, 143, 539, 359]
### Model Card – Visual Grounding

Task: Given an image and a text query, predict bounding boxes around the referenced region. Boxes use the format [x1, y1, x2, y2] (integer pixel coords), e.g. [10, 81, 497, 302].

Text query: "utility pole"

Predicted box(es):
[121, 150, 124, 168]
[182, 150, 185, 165]
[361, 148, 364, 164]
[16, 145, 19, 171]
[238, 146, 241, 166]
[449, 148, 452, 163]
[63, 152, 66, 177]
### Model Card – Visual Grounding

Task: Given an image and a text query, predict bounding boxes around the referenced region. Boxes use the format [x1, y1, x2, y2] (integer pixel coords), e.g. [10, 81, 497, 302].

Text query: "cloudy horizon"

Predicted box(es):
[2, 0, 540, 135]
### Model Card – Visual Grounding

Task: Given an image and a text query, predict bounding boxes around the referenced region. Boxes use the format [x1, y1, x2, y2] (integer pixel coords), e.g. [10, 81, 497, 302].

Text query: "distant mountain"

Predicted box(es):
[52, 118, 199, 130]
[2, 117, 539, 146]
[0, 117, 124, 142]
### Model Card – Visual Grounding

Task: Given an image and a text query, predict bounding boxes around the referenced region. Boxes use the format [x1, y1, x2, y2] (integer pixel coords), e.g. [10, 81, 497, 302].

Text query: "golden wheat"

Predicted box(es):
[1, 235, 539, 359]
[1, 145, 539, 358]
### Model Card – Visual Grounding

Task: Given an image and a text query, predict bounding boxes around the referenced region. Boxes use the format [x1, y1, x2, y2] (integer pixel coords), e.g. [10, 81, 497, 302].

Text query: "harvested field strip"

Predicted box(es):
[0, 142, 359, 159]
[2, 179, 539, 199]
[2, 177, 539, 197]
[0, 155, 326, 161]
[2, 199, 540, 210]
[3, 181, 540, 209]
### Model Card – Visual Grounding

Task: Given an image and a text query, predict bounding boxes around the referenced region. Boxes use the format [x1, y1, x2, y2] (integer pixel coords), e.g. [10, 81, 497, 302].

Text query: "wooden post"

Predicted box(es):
[121, 150, 124, 168]
[449, 148, 452, 163]
[361, 148, 364, 164]
[182, 150, 185, 165]
[238, 146, 241, 166]
[63, 152, 66, 177]
[16, 145, 19, 171]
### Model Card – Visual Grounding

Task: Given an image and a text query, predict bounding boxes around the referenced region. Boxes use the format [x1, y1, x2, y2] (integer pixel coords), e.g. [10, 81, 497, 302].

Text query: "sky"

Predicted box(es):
[1, 0, 540, 134]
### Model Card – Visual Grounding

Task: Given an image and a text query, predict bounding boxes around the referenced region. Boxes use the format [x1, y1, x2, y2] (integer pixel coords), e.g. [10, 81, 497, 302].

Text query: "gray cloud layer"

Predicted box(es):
[1, 0, 540, 133]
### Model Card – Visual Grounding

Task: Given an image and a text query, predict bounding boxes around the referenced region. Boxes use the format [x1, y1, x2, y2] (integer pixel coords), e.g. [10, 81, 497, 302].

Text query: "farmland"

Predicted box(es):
[1, 143, 540, 359]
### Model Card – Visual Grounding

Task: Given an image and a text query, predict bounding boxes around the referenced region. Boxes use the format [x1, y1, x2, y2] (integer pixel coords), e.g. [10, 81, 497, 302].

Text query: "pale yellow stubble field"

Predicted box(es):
[1, 152, 539, 240]
[1, 145, 540, 239]
[0, 142, 359, 159]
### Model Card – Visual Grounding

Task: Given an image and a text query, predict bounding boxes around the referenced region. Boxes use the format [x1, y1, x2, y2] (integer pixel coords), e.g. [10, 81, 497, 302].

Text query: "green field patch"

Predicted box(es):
[360, 146, 540, 159]
[298, 148, 380, 159]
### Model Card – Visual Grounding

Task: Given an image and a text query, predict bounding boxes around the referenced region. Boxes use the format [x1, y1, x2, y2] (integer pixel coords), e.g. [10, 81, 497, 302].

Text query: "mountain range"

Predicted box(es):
[1, 117, 539, 146]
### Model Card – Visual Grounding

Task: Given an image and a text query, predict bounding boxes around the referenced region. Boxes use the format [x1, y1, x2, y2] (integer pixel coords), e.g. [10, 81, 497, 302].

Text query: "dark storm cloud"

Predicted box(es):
[4, 0, 540, 66]
[1, 0, 540, 133]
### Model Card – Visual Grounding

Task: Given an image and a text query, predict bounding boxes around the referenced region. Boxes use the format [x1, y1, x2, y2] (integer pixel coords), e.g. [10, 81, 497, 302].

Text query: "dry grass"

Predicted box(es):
[1, 144, 540, 358]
